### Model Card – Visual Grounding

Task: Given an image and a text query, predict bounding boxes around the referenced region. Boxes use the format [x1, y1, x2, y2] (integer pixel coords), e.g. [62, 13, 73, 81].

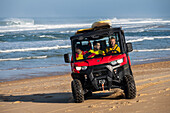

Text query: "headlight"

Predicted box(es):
[117, 58, 123, 64]
[75, 66, 81, 71]
[81, 66, 87, 70]
[111, 61, 117, 65]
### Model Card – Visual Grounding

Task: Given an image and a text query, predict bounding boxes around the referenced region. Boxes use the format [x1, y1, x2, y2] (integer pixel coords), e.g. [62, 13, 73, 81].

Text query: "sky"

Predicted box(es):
[0, 0, 170, 18]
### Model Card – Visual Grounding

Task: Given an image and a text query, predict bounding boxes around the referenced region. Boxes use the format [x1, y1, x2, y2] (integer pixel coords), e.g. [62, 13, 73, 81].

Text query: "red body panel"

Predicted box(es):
[128, 56, 131, 66]
[71, 54, 127, 73]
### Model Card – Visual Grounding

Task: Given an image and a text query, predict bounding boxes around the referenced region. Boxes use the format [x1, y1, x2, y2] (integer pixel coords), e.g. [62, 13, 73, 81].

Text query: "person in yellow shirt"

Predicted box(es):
[106, 37, 121, 54]
[88, 41, 105, 58]
[75, 45, 87, 60]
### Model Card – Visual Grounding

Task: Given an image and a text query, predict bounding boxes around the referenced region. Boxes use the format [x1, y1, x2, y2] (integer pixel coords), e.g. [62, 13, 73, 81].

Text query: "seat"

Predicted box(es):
[98, 40, 106, 52]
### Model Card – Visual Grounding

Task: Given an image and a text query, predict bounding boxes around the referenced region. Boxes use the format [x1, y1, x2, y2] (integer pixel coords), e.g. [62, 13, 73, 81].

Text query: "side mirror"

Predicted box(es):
[64, 53, 70, 63]
[126, 43, 133, 52]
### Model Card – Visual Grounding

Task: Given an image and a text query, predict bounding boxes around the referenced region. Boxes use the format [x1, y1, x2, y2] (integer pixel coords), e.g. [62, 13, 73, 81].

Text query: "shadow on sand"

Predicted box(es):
[0, 92, 73, 103]
[0, 90, 124, 103]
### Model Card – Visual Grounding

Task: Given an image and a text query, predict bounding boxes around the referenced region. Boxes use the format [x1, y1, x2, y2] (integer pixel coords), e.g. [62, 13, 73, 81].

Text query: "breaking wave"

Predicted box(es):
[126, 36, 170, 43]
[133, 48, 170, 52]
[0, 45, 71, 53]
[39, 35, 58, 39]
[0, 55, 47, 61]
[0, 17, 170, 33]
[1, 18, 34, 26]
[110, 18, 170, 25]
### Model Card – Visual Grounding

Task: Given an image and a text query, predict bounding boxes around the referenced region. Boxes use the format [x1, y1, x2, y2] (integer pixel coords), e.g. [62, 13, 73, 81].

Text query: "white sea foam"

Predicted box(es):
[133, 48, 170, 52]
[110, 18, 170, 25]
[126, 36, 170, 43]
[0, 23, 91, 33]
[3, 18, 34, 26]
[1, 18, 170, 33]
[133, 58, 163, 62]
[0, 34, 4, 36]
[125, 25, 161, 32]
[39, 35, 57, 38]
[0, 45, 71, 53]
[109, 18, 170, 32]
[0, 55, 47, 61]
[59, 30, 76, 34]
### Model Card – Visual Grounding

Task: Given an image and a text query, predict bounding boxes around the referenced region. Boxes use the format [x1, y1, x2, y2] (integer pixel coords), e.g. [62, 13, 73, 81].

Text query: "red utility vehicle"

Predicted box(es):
[64, 24, 136, 103]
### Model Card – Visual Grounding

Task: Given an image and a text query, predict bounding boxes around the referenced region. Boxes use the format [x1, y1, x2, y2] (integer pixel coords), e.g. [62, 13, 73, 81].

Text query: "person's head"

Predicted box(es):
[93, 41, 100, 50]
[109, 37, 116, 47]
[75, 45, 82, 54]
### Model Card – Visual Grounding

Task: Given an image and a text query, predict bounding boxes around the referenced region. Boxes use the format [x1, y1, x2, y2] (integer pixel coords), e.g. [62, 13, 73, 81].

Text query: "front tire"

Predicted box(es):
[71, 79, 84, 103]
[123, 75, 136, 99]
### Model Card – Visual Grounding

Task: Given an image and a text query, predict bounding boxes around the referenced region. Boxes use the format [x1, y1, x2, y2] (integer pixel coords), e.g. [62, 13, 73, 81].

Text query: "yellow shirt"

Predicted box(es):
[76, 52, 84, 60]
[88, 49, 105, 58]
[106, 44, 120, 53]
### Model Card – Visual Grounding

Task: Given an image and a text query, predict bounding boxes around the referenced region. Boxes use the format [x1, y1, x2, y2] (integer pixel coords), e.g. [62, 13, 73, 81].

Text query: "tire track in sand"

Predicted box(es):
[91, 75, 170, 113]
[47, 75, 170, 113]
[135, 74, 170, 84]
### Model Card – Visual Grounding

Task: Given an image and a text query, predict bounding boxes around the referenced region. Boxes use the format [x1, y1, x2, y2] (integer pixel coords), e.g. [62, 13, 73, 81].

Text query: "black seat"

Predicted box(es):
[98, 40, 106, 51]
[81, 44, 91, 51]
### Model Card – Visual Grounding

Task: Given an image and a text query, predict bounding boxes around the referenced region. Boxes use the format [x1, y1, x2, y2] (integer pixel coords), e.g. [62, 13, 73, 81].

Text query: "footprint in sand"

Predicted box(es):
[109, 106, 116, 111]
[136, 99, 147, 103]
[109, 106, 120, 111]
[88, 104, 98, 108]
[137, 93, 148, 97]
[115, 101, 131, 105]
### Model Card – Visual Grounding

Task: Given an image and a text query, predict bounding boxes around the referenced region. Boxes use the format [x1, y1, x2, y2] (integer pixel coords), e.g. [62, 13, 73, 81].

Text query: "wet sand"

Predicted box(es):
[0, 61, 170, 113]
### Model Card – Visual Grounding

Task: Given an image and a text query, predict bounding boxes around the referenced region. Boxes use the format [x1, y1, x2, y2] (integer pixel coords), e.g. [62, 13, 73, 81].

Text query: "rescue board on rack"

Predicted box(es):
[76, 20, 112, 34]
[92, 20, 112, 29]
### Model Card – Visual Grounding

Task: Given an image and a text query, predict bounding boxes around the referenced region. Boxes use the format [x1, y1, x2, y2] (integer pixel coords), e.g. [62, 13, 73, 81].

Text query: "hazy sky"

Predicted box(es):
[0, 0, 169, 18]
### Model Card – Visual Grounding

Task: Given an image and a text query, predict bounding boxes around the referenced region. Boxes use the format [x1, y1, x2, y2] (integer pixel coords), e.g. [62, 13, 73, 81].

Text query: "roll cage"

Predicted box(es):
[71, 27, 127, 62]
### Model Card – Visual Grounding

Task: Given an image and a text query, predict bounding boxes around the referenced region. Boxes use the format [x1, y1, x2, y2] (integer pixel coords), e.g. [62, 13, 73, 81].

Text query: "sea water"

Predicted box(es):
[0, 17, 170, 82]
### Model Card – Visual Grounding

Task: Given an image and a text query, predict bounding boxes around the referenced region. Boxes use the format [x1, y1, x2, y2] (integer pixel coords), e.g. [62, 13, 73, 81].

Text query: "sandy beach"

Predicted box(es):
[0, 61, 170, 113]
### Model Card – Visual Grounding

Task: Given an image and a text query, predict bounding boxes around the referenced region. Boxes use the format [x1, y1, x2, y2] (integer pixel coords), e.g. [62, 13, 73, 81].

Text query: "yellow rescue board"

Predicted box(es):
[92, 20, 111, 28]
[76, 20, 111, 34]
[76, 28, 93, 34]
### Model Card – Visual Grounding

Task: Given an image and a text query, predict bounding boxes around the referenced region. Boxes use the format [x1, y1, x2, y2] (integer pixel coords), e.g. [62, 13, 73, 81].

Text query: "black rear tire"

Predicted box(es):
[71, 79, 84, 103]
[123, 75, 136, 99]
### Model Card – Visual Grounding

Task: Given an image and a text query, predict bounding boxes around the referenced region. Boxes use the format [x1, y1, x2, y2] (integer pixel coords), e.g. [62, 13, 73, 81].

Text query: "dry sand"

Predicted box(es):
[0, 61, 170, 113]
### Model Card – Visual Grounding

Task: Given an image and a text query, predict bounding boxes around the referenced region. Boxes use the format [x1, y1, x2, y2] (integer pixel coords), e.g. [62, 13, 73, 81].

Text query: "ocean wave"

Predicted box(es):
[133, 57, 170, 62]
[0, 64, 69, 71]
[39, 35, 58, 39]
[125, 25, 161, 32]
[1, 18, 34, 26]
[110, 18, 170, 25]
[126, 36, 170, 43]
[0, 55, 47, 61]
[0, 18, 170, 33]
[0, 23, 91, 33]
[0, 45, 71, 53]
[59, 30, 76, 34]
[133, 58, 161, 62]
[110, 18, 170, 32]
[133, 48, 170, 52]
